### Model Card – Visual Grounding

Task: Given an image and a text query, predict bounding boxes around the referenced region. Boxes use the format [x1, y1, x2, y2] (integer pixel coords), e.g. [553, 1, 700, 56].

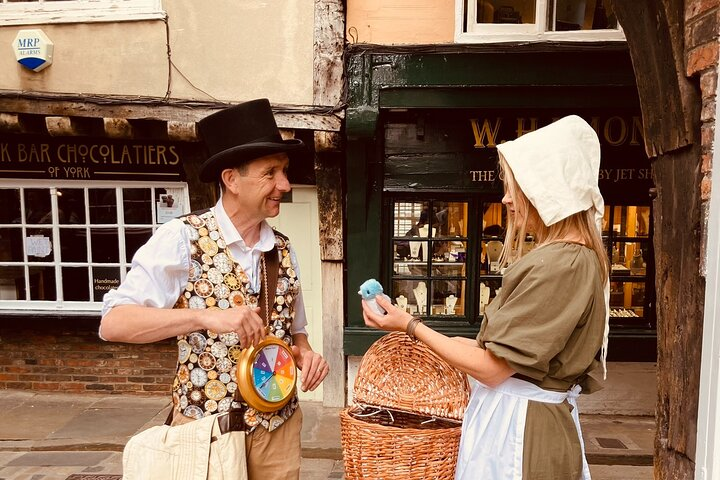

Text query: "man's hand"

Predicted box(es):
[204, 306, 266, 348]
[291, 340, 329, 392]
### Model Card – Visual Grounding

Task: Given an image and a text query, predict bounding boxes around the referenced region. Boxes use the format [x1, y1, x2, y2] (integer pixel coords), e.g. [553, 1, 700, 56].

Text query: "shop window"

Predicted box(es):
[390, 198, 473, 320]
[603, 204, 654, 328]
[0, 182, 188, 311]
[457, 0, 625, 43]
[0, 0, 164, 26]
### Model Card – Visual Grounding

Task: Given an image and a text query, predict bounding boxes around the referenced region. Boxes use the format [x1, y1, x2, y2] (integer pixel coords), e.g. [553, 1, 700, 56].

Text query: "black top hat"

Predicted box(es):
[197, 98, 305, 183]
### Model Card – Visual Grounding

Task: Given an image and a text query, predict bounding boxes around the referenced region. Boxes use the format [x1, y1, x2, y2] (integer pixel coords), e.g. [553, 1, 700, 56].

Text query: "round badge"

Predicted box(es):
[228, 345, 243, 364]
[236, 336, 297, 413]
[178, 340, 192, 363]
[198, 352, 216, 371]
[217, 238, 226, 249]
[187, 215, 205, 228]
[201, 253, 214, 265]
[189, 389, 204, 403]
[214, 284, 230, 299]
[189, 296, 207, 309]
[178, 364, 190, 384]
[218, 397, 233, 413]
[276, 277, 289, 295]
[207, 268, 223, 285]
[205, 216, 218, 231]
[204, 379, 228, 401]
[190, 368, 208, 387]
[216, 357, 233, 373]
[189, 260, 203, 282]
[219, 332, 239, 346]
[209, 230, 220, 241]
[214, 253, 233, 274]
[198, 237, 218, 256]
[229, 291, 246, 307]
[187, 333, 207, 354]
[224, 273, 240, 290]
[185, 224, 200, 241]
[194, 278, 214, 298]
[204, 399, 218, 413]
[211, 342, 228, 358]
[179, 395, 189, 409]
[198, 227, 209, 237]
[282, 254, 292, 268]
[219, 372, 232, 384]
[227, 381, 237, 393]
[205, 297, 217, 307]
[275, 235, 287, 249]
[183, 405, 203, 420]
[207, 370, 218, 380]
[218, 299, 230, 309]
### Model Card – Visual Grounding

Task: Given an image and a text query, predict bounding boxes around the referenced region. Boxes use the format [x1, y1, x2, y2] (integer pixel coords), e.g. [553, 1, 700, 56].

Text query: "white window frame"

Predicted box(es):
[0, 179, 189, 312]
[0, 0, 165, 26]
[455, 0, 626, 43]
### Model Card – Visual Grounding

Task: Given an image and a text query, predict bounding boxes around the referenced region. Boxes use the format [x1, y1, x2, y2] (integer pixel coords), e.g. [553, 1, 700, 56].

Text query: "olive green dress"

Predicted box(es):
[478, 242, 606, 479]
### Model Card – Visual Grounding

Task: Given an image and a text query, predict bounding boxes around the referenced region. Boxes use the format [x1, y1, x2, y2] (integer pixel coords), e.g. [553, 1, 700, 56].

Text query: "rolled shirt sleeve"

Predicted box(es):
[101, 219, 190, 318]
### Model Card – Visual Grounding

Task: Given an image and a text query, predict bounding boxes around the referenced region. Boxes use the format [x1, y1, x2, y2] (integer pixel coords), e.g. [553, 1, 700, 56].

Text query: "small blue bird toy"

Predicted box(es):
[358, 278, 391, 315]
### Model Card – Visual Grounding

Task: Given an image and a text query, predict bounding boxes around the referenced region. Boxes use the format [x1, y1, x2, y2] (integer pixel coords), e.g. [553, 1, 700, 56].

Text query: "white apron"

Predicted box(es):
[454, 377, 591, 480]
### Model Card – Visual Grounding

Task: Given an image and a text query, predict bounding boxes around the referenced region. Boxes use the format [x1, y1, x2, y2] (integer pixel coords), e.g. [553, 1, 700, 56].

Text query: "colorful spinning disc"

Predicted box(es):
[237, 336, 297, 412]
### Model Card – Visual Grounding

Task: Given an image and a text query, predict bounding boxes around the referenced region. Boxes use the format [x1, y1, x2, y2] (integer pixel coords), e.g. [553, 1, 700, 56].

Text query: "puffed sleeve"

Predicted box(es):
[481, 253, 598, 381]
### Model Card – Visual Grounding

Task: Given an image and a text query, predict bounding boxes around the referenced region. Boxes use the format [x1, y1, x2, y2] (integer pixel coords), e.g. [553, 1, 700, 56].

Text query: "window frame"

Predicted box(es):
[0, 0, 165, 26]
[0, 179, 189, 312]
[455, 0, 626, 43]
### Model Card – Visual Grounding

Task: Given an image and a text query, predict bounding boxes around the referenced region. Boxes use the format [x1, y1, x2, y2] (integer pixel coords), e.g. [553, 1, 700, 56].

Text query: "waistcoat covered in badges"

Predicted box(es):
[171, 210, 300, 432]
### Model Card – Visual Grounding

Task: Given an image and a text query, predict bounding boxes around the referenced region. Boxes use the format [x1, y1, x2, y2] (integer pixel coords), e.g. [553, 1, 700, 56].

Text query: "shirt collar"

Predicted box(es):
[213, 198, 277, 253]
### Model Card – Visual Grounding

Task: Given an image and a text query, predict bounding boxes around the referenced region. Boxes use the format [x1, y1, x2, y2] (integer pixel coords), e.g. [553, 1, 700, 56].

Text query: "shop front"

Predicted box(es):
[0, 132, 206, 393]
[344, 43, 656, 362]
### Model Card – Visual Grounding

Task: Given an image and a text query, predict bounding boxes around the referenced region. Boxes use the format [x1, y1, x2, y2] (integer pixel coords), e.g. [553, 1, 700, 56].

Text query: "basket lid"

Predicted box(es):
[352, 332, 470, 421]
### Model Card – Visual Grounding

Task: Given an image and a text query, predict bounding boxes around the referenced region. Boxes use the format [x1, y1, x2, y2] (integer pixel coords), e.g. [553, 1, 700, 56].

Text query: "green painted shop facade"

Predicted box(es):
[343, 43, 656, 361]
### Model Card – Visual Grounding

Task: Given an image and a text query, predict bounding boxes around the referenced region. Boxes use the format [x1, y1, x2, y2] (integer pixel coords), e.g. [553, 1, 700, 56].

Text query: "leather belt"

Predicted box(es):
[217, 406, 249, 435]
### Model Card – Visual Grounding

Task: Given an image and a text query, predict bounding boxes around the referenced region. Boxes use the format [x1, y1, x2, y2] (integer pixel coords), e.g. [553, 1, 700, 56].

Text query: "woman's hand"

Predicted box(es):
[362, 294, 414, 333]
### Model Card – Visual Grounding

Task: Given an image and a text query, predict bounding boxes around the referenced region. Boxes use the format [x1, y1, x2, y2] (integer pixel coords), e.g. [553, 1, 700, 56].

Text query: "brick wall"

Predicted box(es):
[0, 316, 175, 395]
[686, 1, 719, 200]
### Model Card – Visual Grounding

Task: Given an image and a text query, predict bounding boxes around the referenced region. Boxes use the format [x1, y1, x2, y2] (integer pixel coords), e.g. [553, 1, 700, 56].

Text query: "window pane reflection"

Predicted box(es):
[125, 228, 152, 262]
[0, 228, 24, 262]
[124, 188, 152, 224]
[60, 228, 88, 262]
[0, 189, 20, 224]
[89, 188, 117, 224]
[29, 266, 56, 300]
[91, 228, 119, 263]
[62, 267, 90, 301]
[24, 189, 52, 224]
[476, 0, 536, 24]
[58, 189, 86, 224]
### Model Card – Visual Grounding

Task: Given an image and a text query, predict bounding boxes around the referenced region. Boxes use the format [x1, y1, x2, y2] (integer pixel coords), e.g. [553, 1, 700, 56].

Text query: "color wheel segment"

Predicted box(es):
[252, 345, 296, 401]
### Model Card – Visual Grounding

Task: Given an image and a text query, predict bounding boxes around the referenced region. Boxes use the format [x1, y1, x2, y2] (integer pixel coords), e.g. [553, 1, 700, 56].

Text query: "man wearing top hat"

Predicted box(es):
[100, 98, 329, 479]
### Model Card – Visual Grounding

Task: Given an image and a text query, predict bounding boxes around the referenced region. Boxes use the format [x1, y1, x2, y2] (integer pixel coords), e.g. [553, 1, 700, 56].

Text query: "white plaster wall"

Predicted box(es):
[0, 0, 315, 105]
[0, 22, 168, 96]
[164, 1, 314, 104]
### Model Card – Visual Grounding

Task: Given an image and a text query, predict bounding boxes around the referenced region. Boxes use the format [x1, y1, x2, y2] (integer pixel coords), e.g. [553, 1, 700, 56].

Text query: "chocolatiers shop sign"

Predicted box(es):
[0, 135, 195, 181]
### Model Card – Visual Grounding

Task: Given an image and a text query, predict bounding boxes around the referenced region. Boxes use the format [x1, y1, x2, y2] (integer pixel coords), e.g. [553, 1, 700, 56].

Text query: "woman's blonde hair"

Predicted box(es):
[498, 156, 609, 280]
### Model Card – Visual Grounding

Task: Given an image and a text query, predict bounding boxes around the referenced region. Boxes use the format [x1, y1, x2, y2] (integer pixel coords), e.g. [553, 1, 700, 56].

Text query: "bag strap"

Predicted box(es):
[258, 245, 279, 325]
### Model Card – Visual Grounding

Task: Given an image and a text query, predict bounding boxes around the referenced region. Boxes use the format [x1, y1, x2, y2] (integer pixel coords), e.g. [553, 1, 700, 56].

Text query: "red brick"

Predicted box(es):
[686, 0, 720, 20]
[702, 152, 714, 173]
[701, 175, 713, 201]
[701, 122, 716, 147]
[0, 373, 18, 381]
[688, 42, 720, 76]
[33, 382, 60, 391]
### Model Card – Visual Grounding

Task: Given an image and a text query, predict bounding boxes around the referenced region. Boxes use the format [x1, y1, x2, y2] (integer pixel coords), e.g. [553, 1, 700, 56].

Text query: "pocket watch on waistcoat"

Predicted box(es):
[236, 335, 297, 412]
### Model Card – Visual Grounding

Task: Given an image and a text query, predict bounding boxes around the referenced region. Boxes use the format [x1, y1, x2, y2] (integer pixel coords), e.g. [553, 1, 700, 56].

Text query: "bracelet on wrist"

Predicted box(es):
[406, 316, 423, 340]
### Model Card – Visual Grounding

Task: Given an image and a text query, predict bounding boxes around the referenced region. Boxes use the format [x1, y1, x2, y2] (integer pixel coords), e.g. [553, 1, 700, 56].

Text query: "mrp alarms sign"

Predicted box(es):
[13, 29, 54, 72]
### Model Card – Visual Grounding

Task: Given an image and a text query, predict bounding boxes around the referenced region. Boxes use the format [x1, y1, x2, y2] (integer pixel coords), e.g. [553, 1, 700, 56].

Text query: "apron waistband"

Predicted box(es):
[478, 376, 581, 404]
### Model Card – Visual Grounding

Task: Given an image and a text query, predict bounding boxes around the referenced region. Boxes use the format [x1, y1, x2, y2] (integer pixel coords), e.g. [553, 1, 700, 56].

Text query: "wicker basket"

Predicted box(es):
[340, 332, 471, 480]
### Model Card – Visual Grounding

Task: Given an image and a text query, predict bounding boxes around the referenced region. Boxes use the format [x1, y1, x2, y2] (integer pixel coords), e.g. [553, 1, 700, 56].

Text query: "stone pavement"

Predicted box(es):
[0, 390, 654, 479]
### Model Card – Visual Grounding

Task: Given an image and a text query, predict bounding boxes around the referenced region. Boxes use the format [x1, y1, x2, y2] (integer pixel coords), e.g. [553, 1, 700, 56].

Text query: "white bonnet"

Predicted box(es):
[496, 115, 610, 378]
[496, 115, 604, 233]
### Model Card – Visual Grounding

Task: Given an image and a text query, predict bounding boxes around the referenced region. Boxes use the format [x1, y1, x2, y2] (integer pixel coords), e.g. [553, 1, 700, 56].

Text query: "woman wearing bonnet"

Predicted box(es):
[361, 115, 610, 479]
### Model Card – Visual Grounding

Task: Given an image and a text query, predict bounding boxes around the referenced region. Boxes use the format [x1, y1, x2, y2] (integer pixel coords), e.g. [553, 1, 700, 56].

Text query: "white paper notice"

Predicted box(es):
[26, 235, 52, 257]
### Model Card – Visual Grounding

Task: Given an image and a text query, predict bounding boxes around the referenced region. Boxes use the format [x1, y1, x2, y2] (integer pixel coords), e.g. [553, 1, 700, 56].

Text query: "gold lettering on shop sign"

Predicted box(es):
[516, 117, 538, 138]
[471, 116, 645, 149]
[0, 141, 181, 179]
[470, 170, 496, 182]
[470, 118, 502, 148]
